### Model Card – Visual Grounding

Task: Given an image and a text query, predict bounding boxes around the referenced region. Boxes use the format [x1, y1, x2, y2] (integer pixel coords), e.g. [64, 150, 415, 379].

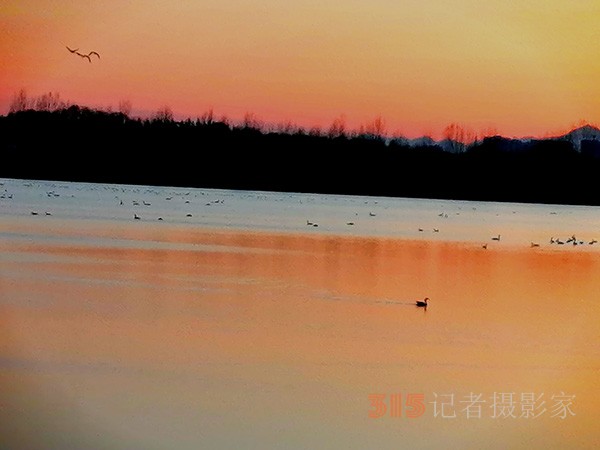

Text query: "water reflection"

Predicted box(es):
[1, 224, 599, 449]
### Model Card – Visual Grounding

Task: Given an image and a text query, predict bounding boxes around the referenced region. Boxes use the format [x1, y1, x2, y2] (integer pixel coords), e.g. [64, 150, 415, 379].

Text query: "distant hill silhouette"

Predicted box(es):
[559, 124, 600, 153]
[1, 106, 600, 205]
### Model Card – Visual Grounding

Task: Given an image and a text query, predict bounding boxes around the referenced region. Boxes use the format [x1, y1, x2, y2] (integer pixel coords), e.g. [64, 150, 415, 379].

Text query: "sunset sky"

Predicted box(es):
[2, 0, 600, 138]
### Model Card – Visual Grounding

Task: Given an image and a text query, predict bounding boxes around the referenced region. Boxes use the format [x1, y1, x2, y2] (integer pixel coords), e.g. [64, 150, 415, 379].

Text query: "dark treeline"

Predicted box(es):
[1, 105, 600, 205]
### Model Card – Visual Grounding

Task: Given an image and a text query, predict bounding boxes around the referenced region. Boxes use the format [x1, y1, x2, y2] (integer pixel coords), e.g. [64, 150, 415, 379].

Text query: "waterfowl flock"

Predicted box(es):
[6, 180, 600, 254]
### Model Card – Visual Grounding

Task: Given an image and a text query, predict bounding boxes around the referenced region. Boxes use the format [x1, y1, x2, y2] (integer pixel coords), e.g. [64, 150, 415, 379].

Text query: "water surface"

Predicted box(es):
[0, 178, 598, 449]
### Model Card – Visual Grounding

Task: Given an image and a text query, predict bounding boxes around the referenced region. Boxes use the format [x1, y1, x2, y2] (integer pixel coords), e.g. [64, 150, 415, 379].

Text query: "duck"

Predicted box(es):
[416, 297, 429, 307]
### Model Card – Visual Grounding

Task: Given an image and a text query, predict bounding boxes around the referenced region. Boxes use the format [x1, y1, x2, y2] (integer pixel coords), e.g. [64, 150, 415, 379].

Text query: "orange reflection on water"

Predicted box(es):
[1, 226, 599, 448]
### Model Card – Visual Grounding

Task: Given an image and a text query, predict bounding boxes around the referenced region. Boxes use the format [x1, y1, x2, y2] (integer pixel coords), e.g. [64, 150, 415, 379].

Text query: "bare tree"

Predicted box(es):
[479, 126, 498, 138]
[328, 114, 347, 138]
[199, 107, 214, 125]
[9, 89, 31, 112]
[35, 92, 64, 112]
[309, 126, 323, 137]
[275, 119, 296, 134]
[364, 115, 387, 139]
[154, 105, 174, 122]
[242, 112, 262, 129]
[443, 123, 476, 153]
[308, 125, 325, 137]
[118, 99, 132, 117]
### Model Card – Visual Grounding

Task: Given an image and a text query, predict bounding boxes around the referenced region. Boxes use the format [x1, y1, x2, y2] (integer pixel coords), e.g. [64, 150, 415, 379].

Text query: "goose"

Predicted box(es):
[134, 214, 140, 220]
[492, 235, 501, 241]
[416, 298, 429, 307]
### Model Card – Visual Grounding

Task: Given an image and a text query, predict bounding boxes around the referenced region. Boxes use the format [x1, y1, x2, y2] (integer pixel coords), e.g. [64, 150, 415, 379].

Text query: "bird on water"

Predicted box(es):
[416, 297, 429, 307]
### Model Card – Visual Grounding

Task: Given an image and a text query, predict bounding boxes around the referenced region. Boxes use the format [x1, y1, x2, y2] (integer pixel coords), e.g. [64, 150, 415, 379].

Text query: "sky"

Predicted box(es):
[2, 0, 600, 138]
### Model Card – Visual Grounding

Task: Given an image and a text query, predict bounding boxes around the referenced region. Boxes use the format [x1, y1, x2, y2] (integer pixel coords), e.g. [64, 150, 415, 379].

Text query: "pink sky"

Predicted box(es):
[2, 0, 600, 138]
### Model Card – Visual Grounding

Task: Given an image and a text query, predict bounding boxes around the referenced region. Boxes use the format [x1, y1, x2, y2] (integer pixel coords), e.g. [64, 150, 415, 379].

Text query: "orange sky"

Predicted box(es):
[2, 0, 600, 138]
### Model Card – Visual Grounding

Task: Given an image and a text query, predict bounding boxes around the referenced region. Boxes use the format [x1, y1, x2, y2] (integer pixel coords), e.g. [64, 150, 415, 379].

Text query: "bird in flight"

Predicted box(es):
[75, 51, 92, 63]
[67, 46, 101, 63]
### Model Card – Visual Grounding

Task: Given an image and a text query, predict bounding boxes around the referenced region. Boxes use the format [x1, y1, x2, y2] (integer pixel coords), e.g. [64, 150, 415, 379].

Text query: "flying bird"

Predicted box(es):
[67, 46, 100, 63]
[75, 51, 91, 63]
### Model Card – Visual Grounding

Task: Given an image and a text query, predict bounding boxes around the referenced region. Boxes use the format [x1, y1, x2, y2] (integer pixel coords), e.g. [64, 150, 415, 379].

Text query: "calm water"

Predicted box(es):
[1, 178, 599, 449]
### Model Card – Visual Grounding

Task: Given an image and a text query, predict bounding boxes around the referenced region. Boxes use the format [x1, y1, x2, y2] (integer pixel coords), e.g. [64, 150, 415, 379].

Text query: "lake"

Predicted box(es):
[0, 178, 599, 449]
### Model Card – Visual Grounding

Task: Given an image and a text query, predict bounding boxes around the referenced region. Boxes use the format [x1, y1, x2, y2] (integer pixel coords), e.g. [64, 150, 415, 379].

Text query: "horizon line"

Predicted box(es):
[5, 89, 598, 143]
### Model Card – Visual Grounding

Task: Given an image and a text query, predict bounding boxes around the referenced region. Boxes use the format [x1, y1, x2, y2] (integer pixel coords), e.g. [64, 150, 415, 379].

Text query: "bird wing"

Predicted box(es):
[75, 52, 91, 62]
[66, 46, 78, 53]
[89, 51, 100, 59]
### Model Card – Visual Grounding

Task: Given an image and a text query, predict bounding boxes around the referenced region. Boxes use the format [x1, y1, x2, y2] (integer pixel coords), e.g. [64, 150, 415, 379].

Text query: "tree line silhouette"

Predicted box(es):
[2, 99, 600, 206]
